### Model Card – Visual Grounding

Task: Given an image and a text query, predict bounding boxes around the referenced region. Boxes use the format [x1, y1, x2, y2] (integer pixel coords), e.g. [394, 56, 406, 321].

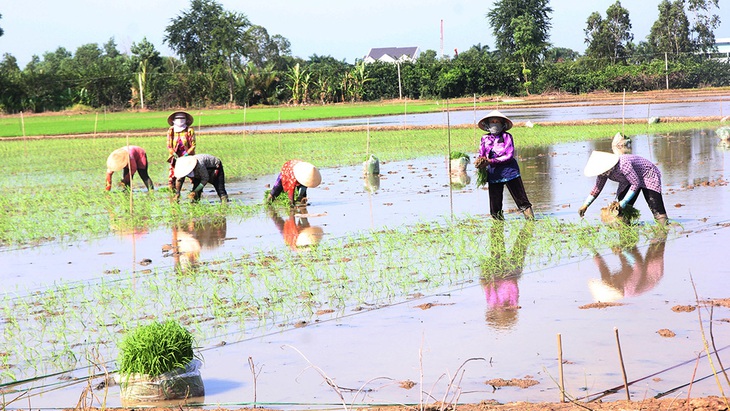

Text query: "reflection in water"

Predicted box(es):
[588, 231, 666, 302]
[364, 174, 381, 193]
[268, 206, 324, 250]
[450, 172, 471, 189]
[480, 221, 535, 330]
[172, 218, 228, 272]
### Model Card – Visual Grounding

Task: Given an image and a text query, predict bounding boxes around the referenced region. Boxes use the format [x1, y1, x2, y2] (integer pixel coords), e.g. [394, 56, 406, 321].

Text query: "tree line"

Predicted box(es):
[0, 0, 726, 114]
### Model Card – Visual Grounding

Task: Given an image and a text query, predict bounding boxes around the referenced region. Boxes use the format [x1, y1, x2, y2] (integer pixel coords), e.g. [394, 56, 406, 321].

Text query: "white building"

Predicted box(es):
[363, 47, 420, 64]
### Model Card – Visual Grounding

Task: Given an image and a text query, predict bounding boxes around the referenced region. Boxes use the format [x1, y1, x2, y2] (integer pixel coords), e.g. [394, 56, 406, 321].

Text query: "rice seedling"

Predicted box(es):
[118, 320, 198, 377]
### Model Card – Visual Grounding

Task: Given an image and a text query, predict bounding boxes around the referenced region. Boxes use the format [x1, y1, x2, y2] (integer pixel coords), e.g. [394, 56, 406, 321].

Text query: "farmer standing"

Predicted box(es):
[173, 154, 228, 203]
[265, 160, 322, 207]
[579, 151, 669, 225]
[474, 110, 534, 220]
[166, 111, 196, 189]
[105, 145, 154, 191]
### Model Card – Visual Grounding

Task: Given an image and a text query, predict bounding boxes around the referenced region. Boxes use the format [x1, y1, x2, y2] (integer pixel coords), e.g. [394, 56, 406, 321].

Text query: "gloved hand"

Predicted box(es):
[188, 192, 198, 200]
[578, 204, 589, 217]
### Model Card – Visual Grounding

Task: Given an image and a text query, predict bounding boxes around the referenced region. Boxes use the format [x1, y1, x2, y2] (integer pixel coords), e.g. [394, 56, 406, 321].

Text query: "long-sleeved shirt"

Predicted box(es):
[590, 154, 662, 198]
[188, 154, 222, 186]
[167, 127, 196, 157]
[478, 132, 520, 183]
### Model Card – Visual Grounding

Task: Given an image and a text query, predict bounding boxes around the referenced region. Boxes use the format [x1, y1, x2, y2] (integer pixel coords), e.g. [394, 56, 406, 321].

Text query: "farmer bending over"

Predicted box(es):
[579, 151, 668, 225]
[173, 154, 228, 203]
[105, 145, 154, 192]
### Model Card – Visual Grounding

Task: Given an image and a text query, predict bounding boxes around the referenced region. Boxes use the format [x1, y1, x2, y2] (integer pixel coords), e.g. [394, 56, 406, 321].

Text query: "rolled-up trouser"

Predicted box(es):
[488, 176, 532, 219]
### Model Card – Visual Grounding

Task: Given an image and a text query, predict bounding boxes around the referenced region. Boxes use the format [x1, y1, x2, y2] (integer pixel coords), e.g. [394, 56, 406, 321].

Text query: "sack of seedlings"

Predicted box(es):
[120, 358, 204, 403]
[118, 320, 204, 403]
[363, 154, 380, 175]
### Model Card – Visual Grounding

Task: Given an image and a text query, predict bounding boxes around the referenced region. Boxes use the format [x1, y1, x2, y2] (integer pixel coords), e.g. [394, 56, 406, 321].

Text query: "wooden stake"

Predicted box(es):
[126, 134, 133, 215]
[558, 333, 565, 402]
[614, 327, 630, 401]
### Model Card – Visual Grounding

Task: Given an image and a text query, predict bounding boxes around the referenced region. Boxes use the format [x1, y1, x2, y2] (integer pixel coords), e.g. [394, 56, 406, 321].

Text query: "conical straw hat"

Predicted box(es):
[174, 156, 198, 178]
[477, 110, 513, 131]
[167, 111, 194, 126]
[293, 162, 322, 188]
[584, 151, 620, 177]
[106, 148, 129, 172]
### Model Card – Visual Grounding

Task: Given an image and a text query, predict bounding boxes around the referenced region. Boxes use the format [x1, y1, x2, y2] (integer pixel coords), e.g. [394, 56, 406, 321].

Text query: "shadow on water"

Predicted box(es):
[3, 127, 730, 409]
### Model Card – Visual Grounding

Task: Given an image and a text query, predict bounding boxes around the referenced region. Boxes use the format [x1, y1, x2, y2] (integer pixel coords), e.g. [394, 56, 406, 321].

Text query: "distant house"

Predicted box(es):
[711, 37, 730, 62]
[363, 46, 420, 64]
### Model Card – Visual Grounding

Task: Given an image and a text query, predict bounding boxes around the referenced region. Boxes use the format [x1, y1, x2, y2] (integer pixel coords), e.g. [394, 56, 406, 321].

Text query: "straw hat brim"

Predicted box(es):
[584, 151, 620, 177]
[106, 148, 130, 172]
[174, 156, 198, 178]
[293, 162, 322, 188]
[167, 111, 194, 126]
[478, 110, 513, 131]
[295, 226, 324, 247]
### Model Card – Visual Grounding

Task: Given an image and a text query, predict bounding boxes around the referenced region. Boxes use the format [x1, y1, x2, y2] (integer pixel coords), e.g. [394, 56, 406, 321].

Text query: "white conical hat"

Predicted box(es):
[106, 148, 130, 172]
[174, 156, 198, 178]
[584, 151, 620, 177]
[293, 162, 322, 188]
[478, 110, 513, 131]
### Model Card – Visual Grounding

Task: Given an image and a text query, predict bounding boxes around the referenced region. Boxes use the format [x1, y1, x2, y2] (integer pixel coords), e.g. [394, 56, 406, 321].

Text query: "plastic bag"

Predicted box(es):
[120, 358, 204, 403]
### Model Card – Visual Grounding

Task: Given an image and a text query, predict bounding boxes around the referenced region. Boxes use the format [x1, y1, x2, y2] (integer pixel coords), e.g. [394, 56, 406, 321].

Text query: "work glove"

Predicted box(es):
[188, 192, 198, 200]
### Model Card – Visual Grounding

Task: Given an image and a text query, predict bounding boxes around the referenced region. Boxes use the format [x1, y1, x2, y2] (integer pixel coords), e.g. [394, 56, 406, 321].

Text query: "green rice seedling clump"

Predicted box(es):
[118, 320, 197, 377]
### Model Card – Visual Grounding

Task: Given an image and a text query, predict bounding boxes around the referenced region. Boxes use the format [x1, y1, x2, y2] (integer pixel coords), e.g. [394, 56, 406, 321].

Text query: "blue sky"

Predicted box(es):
[1, 0, 727, 67]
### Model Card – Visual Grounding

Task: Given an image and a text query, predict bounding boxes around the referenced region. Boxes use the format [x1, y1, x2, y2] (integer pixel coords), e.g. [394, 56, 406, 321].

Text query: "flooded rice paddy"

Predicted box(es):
[2, 128, 730, 409]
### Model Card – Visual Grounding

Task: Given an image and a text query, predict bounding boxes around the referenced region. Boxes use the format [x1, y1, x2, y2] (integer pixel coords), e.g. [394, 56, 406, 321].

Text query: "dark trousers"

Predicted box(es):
[617, 186, 667, 217]
[190, 166, 228, 200]
[488, 177, 532, 219]
[123, 167, 153, 191]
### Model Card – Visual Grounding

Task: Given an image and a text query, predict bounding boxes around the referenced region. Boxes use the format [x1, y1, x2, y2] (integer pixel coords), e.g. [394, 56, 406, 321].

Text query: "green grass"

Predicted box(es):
[0, 99, 498, 138]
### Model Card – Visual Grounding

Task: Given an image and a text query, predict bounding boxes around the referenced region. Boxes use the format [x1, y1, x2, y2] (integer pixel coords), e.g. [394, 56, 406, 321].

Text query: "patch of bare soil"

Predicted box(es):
[578, 302, 625, 309]
[672, 305, 697, 312]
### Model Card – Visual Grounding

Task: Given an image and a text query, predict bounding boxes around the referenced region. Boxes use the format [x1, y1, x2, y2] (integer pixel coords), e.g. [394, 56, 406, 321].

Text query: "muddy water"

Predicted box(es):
[3, 128, 730, 409]
[203, 98, 730, 133]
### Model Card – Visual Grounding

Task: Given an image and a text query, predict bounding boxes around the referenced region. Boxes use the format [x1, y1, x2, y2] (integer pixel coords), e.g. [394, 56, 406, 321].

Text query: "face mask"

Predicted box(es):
[173, 117, 187, 132]
[488, 122, 503, 134]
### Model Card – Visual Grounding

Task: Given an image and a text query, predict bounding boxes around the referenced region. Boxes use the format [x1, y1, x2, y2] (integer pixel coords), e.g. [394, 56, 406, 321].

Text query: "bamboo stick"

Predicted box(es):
[614, 327, 630, 401]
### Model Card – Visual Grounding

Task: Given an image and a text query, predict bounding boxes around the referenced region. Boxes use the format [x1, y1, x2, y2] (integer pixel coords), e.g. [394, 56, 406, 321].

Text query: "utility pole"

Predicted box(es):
[440, 19, 444, 59]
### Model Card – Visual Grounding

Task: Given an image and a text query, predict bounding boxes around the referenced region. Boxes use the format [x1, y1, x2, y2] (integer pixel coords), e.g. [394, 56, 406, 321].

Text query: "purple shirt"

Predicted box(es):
[478, 132, 520, 183]
[590, 154, 663, 197]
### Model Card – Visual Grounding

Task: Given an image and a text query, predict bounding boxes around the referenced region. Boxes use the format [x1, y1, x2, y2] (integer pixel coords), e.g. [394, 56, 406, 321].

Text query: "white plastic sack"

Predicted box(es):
[120, 358, 204, 403]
